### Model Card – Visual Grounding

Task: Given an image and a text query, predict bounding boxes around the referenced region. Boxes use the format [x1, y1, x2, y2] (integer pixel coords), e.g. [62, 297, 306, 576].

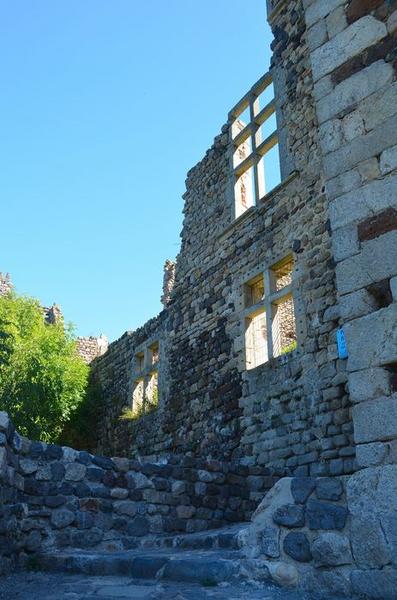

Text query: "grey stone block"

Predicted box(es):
[349, 368, 390, 403]
[311, 532, 352, 566]
[353, 397, 397, 444]
[306, 499, 347, 530]
[351, 568, 397, 599]
[283, 531, 312, 562]
[305, 0, 345, 28]
[273, 504, 305, 528]
[356, 442, 388, 468]
[291, 477, 316, 504]
[50, 509, 75, 529]
[311, 17, 387, 82]
[351, 515, 391, 568]
[381, 143, 397, 176]
[260, 526, 280, 558]
[316, 478, 343, 501]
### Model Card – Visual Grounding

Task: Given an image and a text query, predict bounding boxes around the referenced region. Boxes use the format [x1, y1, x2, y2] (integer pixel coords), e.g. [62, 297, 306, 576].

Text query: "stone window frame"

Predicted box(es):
[131, 339, 160, 415]
[229, 71, 281, 220]
[241, 254, 302, 370]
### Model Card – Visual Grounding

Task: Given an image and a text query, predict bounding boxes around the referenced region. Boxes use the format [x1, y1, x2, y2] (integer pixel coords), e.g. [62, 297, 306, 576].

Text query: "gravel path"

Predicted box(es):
[0, 572, 335, 600]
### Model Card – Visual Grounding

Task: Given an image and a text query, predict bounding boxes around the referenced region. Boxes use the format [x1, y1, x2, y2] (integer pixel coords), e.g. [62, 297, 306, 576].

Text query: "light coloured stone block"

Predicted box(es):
[349, 368, 390, 403]
[326, 168, 361, 201]
[307, 20, 328, 51]
[311, 17, 387, 82]
[391, 276, 397, 301]
[380, 144, 397, 176]
[340, 289, 379, 321]
[326, 6, 347, 38]
[329, 172, 397, 229]
[345, 303, 397, 371]
[317, 60, 393, 124]
[353, 396, 397, 443]
[358, 158, 380, 184]
[342, 111, 365, 143]
[319, 119, 343, 153]
[387, 10, 397, 35]
[362, 82, 397, 132]
[305, 0, 345, 29]
[332, 224, 359, 262]
[356, 442, 388, 468]
[324, 113, 397, 179]
[337, 231, 397, 296]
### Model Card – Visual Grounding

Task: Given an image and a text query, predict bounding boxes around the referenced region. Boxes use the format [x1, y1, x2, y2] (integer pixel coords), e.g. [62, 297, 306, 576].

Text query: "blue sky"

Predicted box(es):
[1, 1, 273, 341]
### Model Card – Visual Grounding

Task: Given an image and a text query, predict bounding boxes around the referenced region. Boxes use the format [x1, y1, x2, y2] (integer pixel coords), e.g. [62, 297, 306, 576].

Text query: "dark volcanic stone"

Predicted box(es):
[45, 444, 63, 460]
[50, 462, 65, 481]
[307, 500, 348, 530]
[291, 478, 316, 504]
[283, 532, 312, 562]
[87, 467, 104, 482]
[92, 455, 114, 470]
[273, 504, 305, 528]
[316, 478, 343, 501]
[127, 516, 150, 537]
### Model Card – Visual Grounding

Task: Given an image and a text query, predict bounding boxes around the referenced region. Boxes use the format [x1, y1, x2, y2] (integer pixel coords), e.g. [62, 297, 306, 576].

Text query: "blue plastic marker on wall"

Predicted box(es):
[336, 328, 348, 359]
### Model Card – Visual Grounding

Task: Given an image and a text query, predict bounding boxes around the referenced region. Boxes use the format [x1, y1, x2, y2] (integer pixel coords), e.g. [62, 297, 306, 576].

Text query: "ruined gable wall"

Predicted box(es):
[91, 0, 355, 478]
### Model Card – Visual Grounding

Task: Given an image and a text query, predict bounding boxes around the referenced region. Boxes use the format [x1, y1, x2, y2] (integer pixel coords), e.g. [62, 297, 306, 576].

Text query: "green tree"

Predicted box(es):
[0, 291, 88, 442]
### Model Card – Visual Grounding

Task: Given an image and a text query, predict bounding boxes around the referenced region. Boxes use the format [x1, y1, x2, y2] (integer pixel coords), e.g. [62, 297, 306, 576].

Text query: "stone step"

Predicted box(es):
[138, 522, 246, 551]
[37, 548, 248, 586]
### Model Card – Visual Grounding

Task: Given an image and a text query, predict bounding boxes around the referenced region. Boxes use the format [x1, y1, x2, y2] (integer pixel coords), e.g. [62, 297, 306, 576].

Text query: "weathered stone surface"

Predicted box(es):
[50, 509, 75, 529]
[283, 532, 312, 563]
[358, 208, 397, 242]
[0, 412, 10, 432]
[113, 501, 137, 517]
[353, 396, 397, 444]
[260, 526, 280, 559]
[351, 515, 391, 567]
[306, 499, 347, 530]
[65, 463, 86, 482]
[311, 17, 387, 82]
[19, 459, 38, 475]
[316, 478, 343, 501]
[273, 504, 305, 528]
[291, 478, 316, 504]
[305, 0, 345, 28]
[351, 568, 397, 599]
[267, 562, 298, 587]
[311, 532, 352, 566]
[380, 144, 397, 176]
[356, 442, 388, 468]
[127, 516, 150, 537]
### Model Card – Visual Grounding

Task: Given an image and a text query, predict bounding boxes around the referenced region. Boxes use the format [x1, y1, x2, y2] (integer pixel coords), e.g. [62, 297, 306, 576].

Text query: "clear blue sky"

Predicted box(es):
[1, 1, 273, 341]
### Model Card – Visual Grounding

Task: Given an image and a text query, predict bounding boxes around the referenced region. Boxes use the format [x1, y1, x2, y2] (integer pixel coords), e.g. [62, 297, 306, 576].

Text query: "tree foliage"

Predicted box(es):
[0, 291, 89, 442]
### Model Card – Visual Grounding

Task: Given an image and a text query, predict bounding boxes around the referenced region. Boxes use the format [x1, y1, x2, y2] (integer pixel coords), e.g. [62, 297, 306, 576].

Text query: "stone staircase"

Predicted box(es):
[35, 524, 257, 587]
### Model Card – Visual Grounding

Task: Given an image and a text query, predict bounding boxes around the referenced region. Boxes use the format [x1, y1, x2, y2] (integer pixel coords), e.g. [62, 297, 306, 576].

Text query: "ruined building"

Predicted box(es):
[0, 272, 108, 364]
[1, 1, 397, 596]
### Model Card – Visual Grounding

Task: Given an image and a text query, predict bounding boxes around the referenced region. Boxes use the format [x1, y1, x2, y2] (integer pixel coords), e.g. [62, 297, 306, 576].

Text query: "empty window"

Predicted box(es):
[131, 342, 160, 417]
[243, 255, 297, 369]
[136, 352, 145, 372]
[230, 73, 281, 219]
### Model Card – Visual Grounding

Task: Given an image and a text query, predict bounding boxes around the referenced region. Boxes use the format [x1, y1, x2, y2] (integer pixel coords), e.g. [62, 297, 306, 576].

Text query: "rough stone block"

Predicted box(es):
[316, 478, 343, 501]
[311, 17, 387, 82]
[311, 532, 352, 566]
[291, 478, 316, 504]
[317, 60, 393, 125]
[306, 499, 347, 530]
[283, 532, 312, 562]
[305, 0, 345, 28]
[65, 462, 86, 482]
[306, 20, 328, 52]
[388, 10, 397, 34]
[351, 568, 397, 599]
[324, 113, 397, 179]
[50, 509, 75, 529]
[337, 231, 397, 297]
[260, 526, 280, 558]
[381, 143, 397, 176]
[356, 442, 388, 468]
[353, 396, 397, 443]
[358, 157, 380, 183]
[273, 504, 305, 528]
[351, 515, 391, 567]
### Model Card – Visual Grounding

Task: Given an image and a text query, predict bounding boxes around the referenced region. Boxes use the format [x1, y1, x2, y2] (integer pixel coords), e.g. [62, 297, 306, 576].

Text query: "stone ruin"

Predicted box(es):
[1, 0, 397, 597]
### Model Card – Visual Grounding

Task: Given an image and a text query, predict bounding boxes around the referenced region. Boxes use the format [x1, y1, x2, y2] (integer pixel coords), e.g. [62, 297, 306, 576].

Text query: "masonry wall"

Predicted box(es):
[301, 0, 397, 471]
[89, 0, 356, 480]
[0, 412, 274, 573]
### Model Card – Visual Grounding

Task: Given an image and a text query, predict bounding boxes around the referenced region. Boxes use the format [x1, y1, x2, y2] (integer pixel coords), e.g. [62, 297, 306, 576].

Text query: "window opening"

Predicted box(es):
[230, 73, 281, 219]
[243, 255, 297, 369]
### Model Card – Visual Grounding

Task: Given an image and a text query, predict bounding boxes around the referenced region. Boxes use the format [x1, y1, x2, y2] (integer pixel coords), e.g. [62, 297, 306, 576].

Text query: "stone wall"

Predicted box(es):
[301, 0, 397, 470]
[0, 412, 277, 574]
[90, 0, 355, 477]
[240, 468, 397, 599]
[76, 335, 109, 364]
